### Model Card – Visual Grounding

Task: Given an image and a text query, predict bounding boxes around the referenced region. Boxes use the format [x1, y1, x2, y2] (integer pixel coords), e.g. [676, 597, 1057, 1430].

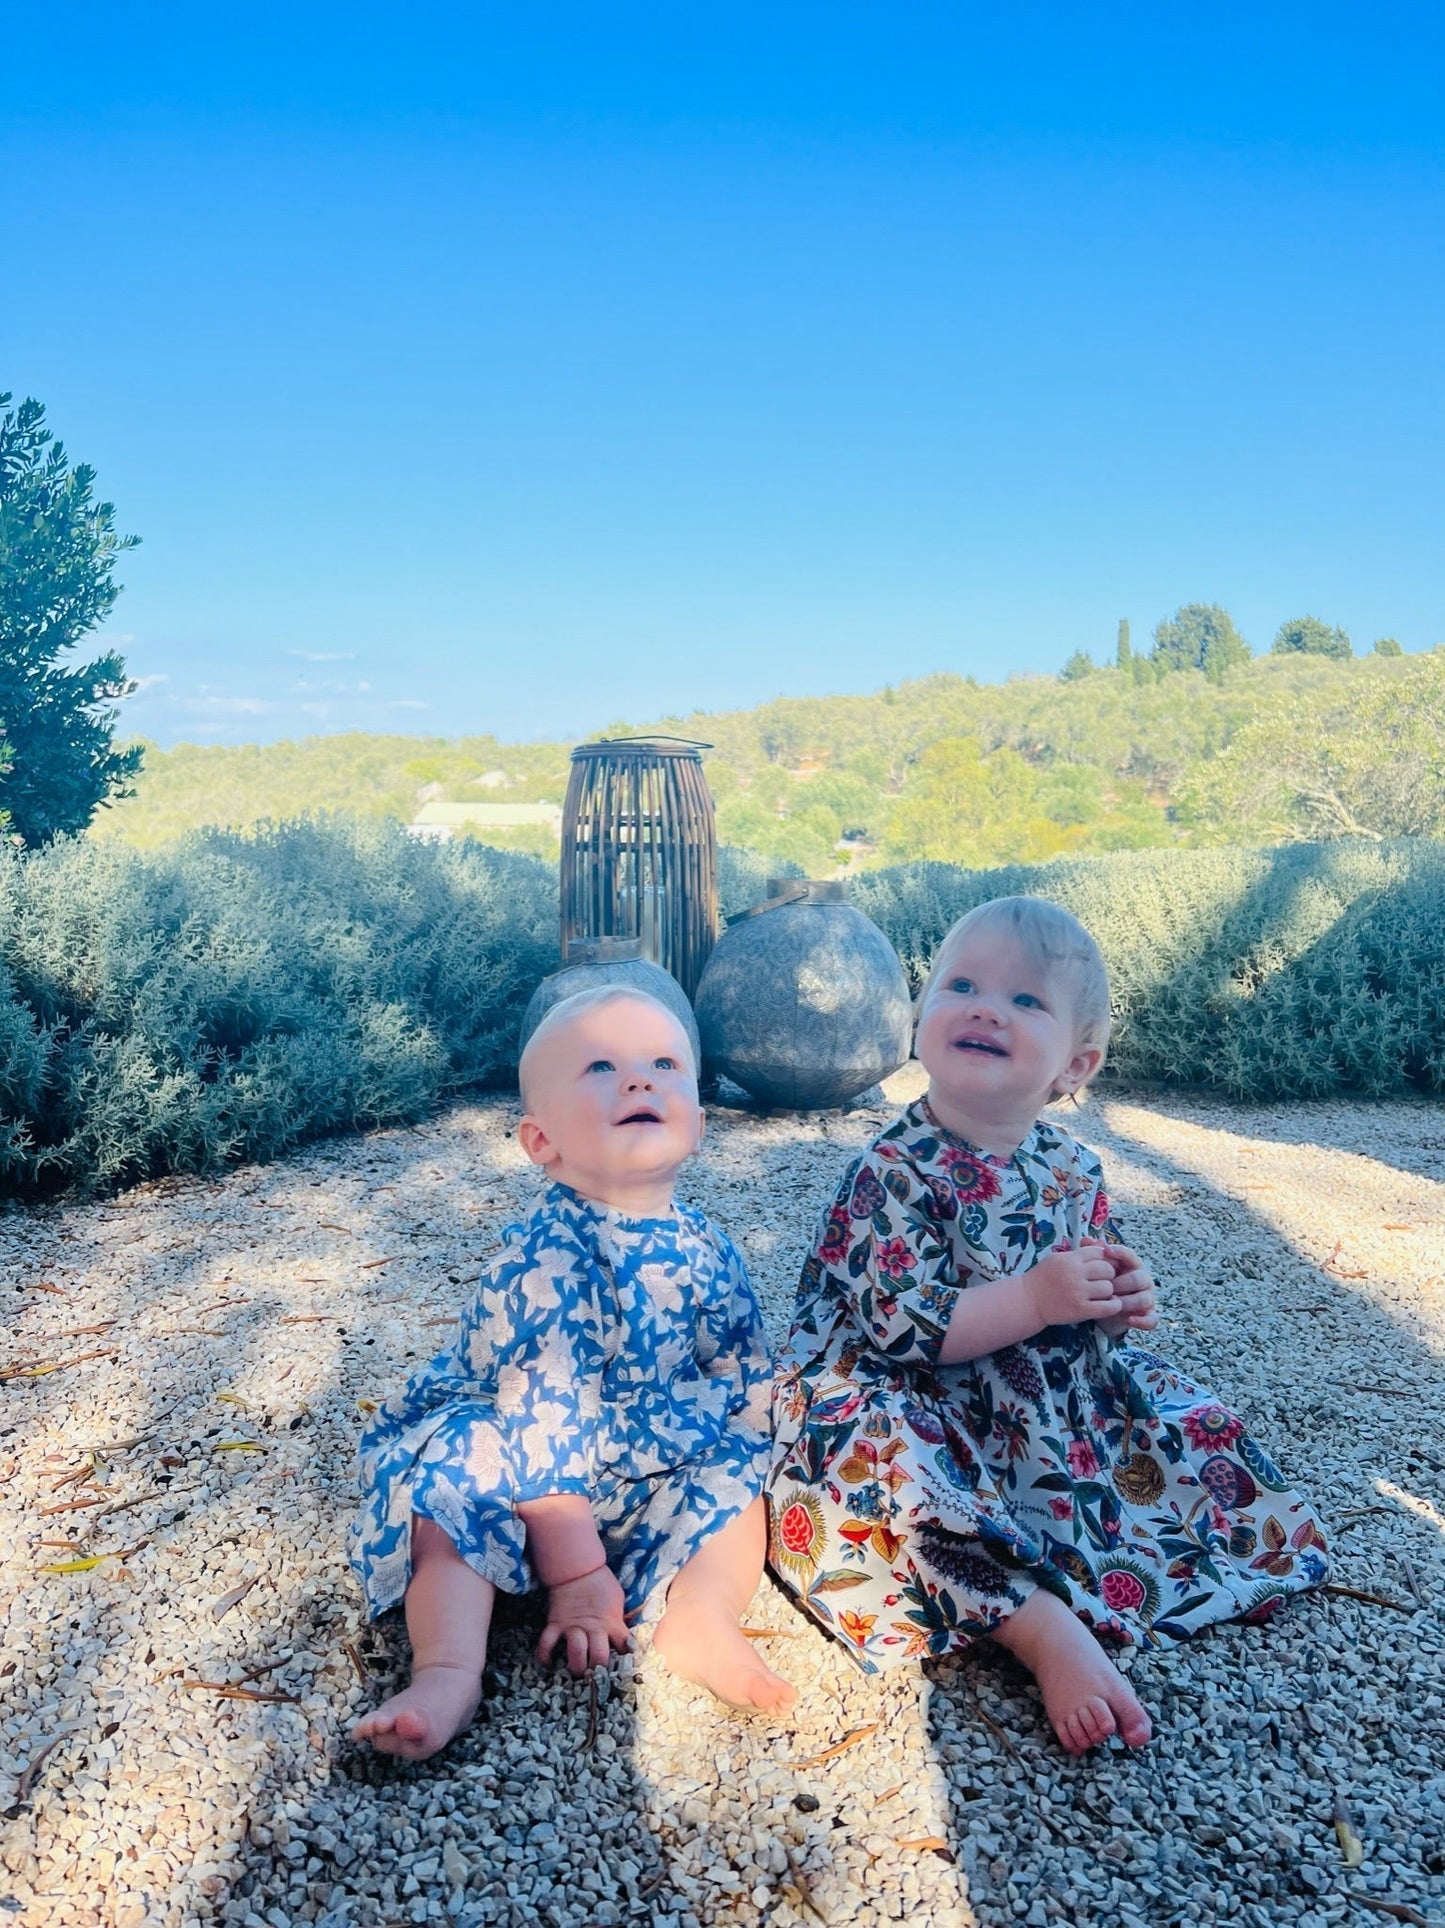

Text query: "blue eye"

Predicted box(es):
[947, 977, 974, 995]
[586, 1059, 615, 1073]
[653, 1056, 678, 1071]
[1013, 993, 1044, 1010]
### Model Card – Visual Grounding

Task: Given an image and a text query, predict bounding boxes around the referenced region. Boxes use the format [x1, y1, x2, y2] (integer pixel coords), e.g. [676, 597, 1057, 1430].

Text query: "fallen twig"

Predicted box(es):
[585, 1672, 599, 1751]
[13, 1731, 68, 1805]
[49, 1461, 99, 1491]
[94, 1485, 170, 1520]
[1335, 1507, 1394, 1524]
[1323, 1241, 1368, 1280]
[344, 1641, 368, 1684]
[182, 1678, 300, 1704]
[1322, 1582, 1416, 1615]
[790, 1722, 879, 1768]
[235, 1654, 293, 1684]
[1398, 1558, 1428, 1612]
[1350, 1896, 1434, 1927]
[40, 1323, 116, 1342]
[739, 1625, 802, 1641]
[360, 1256, 399, 1270]
[279, 1316, 324, 1325]
[37, 1495, 108, 1517]
[972, 1701, 1020, 1756]
[0, 1349, 118, 1383]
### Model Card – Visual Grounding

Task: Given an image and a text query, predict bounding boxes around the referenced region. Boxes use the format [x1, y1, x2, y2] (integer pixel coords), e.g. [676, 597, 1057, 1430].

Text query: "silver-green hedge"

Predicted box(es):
[0, 818, 558, 1196]
[3, 827, 1441, 1198]
[852, 840, 1445, 1099]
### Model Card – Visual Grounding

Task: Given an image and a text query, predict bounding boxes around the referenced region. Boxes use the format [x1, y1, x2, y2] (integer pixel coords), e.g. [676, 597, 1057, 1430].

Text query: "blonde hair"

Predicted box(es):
[518, 986, 698, 1111]
[919, 896, 1112, 1062]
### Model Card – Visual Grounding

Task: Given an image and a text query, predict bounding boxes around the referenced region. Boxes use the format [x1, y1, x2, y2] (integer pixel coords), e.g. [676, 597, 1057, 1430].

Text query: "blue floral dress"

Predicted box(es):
[766, 1101, 1329, 1672]
[351, 1183, 774, 1620]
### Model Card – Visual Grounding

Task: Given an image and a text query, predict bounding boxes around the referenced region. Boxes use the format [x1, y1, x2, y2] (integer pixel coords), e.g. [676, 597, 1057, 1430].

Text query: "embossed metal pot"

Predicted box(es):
[694, 880, 912, 1108]
[517, 935, 702, 1068]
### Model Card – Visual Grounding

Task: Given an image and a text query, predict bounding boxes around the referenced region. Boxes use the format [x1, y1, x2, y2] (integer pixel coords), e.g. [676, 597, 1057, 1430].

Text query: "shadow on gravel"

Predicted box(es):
[6, 1090, 1444, 1928]
[0, 1117, 699, 1928]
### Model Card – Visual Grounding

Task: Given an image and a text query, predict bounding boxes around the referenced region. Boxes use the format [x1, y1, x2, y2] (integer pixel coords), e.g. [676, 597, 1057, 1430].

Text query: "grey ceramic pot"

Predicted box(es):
[517, 937, 702, 1068]
[694, 880, 912, 1108]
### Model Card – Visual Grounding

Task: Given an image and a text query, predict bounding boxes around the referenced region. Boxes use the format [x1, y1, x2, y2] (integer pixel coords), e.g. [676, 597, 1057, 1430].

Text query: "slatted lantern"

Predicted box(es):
[560, 737, 719, 1001]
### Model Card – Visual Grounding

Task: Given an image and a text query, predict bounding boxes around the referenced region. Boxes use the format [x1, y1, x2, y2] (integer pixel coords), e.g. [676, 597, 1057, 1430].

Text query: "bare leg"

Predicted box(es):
[653, 1498, 797, 1713]
[352, 1515, 495, 1760]
[990, 1587, 1152, 1755]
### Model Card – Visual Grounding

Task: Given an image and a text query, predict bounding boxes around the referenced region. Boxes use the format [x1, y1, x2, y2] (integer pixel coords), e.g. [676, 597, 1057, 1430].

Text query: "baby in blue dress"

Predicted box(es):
[350, 986, 796, 1759]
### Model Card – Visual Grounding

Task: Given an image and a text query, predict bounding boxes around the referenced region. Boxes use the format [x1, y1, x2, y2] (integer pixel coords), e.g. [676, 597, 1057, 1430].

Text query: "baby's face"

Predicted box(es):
[916, 928, 1098, 1118]
[518, 997, 702, 1208]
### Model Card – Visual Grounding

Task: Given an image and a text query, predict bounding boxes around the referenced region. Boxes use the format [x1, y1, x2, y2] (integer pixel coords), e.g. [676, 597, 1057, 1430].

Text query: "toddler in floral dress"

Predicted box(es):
[767, 896, 1327, 1755]
[351, 986, 795, 1760]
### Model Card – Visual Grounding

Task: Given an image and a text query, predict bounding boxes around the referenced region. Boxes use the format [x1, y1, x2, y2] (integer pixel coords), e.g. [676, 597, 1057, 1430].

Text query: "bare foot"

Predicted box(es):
[351, 1662, 481, 1760]
[653, 1604, 798, 1714]
[993, 1591, 1152, 1756]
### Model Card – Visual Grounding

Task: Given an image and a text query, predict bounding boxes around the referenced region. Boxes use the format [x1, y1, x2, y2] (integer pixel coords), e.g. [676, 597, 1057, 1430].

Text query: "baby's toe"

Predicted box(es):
[1116, 1700, 1153, 1748]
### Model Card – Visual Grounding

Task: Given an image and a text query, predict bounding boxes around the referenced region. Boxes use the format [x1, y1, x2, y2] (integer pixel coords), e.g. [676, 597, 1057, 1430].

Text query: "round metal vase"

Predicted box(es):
[517, 936, 702, 1069]
[694, 881, 912, 1108]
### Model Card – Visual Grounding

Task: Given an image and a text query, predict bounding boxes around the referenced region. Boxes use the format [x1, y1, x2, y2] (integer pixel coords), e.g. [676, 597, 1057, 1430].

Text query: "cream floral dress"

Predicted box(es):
[766, 1100, 1328, 1671]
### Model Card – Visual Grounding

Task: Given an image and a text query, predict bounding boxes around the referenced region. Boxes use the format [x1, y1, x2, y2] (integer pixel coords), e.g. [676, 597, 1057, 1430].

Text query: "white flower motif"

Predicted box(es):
[495, 1363, 531, 1416]
[463, 1422, 504, 1486]
[637, 1263, 685, 1316]
[521, 1398, 577, 1471]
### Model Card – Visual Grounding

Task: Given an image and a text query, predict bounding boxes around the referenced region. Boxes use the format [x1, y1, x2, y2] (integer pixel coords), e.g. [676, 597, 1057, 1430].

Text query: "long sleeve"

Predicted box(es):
[812, 1153, 966, 1369]
[360, 1212, 604, 1504]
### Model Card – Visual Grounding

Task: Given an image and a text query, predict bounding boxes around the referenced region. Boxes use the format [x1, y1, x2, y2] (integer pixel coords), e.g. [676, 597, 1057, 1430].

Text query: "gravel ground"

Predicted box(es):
[2, 1069, 1443, 1928]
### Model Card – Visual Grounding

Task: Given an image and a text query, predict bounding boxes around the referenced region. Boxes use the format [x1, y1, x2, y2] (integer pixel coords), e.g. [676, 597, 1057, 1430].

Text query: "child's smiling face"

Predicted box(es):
[518, 994, 702, 1213]
[915, 926, 1102, 1145]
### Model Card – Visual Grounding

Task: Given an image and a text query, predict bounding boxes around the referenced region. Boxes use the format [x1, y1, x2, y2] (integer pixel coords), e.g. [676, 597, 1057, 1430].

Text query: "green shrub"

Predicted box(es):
[0, 817, 557, 1196]
[717, 845, 803, 919]
[852, 841, 1445, 1100]
[6, 821, 1442, 1196]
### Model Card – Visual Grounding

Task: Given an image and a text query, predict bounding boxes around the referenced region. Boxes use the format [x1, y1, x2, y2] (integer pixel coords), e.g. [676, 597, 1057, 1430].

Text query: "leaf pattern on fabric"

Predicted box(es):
[767, 1099, 1329, 1671]
[352, 1183, 773, 1619]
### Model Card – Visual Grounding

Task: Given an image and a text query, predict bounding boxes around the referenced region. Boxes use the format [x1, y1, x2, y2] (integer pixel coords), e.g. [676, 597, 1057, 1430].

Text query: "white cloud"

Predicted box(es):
[129, 674, 169, 693]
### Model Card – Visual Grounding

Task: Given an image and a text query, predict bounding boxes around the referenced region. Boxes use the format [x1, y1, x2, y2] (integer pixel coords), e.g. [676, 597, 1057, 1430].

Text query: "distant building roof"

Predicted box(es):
[409, 801, 561, 831]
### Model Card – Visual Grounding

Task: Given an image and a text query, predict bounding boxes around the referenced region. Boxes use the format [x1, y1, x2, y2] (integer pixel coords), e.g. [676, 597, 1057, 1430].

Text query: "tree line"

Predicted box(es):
[3, 392, 1438, 871]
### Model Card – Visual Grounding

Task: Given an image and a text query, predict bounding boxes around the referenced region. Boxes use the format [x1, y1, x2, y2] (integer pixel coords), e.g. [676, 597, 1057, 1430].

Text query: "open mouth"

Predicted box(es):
[617, 1109, 663, 1125]
[953, 1037, 1007, 1057]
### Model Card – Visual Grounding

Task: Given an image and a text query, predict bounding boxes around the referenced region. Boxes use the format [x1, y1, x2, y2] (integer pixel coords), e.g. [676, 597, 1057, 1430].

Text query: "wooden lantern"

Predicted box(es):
[560, 737, 718, 1000]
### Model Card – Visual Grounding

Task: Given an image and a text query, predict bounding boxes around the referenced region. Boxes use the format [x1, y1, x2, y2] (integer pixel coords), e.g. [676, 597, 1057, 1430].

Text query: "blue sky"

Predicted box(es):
[4, 4, 1442, 746]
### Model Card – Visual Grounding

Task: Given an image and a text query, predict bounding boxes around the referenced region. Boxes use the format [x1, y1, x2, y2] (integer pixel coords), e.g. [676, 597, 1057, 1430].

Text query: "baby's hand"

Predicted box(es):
[537, 1564, 630, 1675]
[1085, 1240, 1160, 1337]
[1024, 1246, 1122, 1328]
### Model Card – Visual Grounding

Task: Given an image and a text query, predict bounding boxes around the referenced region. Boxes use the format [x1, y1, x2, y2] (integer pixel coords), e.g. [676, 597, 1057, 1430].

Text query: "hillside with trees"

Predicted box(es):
[94, 612, 1443, 871]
